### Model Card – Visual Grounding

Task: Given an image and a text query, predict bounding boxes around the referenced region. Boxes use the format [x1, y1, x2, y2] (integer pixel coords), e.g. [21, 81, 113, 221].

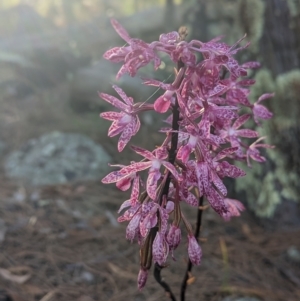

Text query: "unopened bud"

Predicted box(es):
[167, 224, 181, 250]
[137, 268, 148, 290]
[188, 235, 202, 265]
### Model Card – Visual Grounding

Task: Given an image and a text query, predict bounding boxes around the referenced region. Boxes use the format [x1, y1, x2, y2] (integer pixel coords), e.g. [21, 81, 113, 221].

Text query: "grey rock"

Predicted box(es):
[5, 132, 111, 186]
[79, 271, 94, 283]
[287, 246, 300, 263]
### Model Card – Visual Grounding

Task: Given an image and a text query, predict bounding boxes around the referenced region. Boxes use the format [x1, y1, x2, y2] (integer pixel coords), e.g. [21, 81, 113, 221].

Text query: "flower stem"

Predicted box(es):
[154, 60, 184, 301]
[180, 196, 204, 301]
[154, 263, 177, 301]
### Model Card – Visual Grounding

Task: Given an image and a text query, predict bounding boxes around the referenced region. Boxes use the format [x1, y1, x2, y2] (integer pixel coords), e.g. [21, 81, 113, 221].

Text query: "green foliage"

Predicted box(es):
[236, 68, 300, 217]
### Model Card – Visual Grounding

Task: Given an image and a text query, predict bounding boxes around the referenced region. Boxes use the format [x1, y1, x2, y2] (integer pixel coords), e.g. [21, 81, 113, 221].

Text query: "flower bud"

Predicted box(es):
[167, 224, 181, 250]
[188, 235, 202, 265]
[137, 268, 148, 290]
[152, 232, 169, 266]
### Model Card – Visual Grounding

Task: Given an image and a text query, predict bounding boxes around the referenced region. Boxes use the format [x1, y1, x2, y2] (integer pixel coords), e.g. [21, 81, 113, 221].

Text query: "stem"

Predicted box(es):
[154, 263, 177, 301]
[154, 59, 184, 301]
[180, 196, 204, 301]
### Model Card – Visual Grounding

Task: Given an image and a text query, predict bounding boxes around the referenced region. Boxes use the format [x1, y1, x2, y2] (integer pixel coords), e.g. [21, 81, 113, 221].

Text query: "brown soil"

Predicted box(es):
[0, 176, 299, 301]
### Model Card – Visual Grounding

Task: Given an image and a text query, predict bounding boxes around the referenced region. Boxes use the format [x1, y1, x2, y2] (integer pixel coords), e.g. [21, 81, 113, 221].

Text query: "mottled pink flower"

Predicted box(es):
[252, 93, 274, 124]
[219, 114, 259, 157]
[223, 198, 245, 221]
[103, 146, 181, 200]
[246, 137, 274, 167]
[187, 235, 202, 265]
[103, 19, 161, 79]
[99, 85, 140, 151]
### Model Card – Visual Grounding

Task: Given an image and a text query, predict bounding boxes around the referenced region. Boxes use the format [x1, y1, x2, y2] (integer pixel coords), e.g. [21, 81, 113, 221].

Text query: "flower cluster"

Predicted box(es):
[100, 19, 273, 289]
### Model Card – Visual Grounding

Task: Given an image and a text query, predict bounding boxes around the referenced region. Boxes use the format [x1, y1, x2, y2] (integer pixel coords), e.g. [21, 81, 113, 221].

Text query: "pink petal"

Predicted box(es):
[100, 111, 122, 121]
[166, 201, 174, 213]
[218, 161, 246, 178]
[108, 120, 125, 137]
[208, 134, 226, 146]
[103, 46, 129, 62]
[253, 104, 273, 121]
[131, 146, 155, 160]
[118, 204, 140, 222]
[98, 92, 127, 111]
[116, 176, 132, 191]
[163, 161, 182, 181]
[143, 79, 172, 90]
[126, 213, 141, 241]
[206, 188, 228, 215]
[199, 116, 210, 138]
[158, 207, 169, 235]
[133, 116, 141, 135]
[255, 143, 274, 149]
[116, 64, 129, 80]
[196, 162, 209, 194]
[242, 61, 261, 69]
[223, 198, 245, 221]
[118, 118, 140, 152]
[113, 85, 134, 106]
[236, 129, 259, 138]
[233, 114, 251, 129]
[102, 170, 124, 184]
[140, 210, 158, 237]
[214, 107, 238, 120]
[111, 18, 131, 43]
[207, 84, 228, 97]
[211, 171, 227, 196]
[154, 95, 172, 113]
[177, 144, 192, 163]
[214, 147, 238, 161]
[182, 192, 198, 207]
[159, 31, 180, 43]
[228, 89, 250, 106]
[102, 162, 151, 184]
[257, 93, 274, 103]
[238, 79, 256, 86]
[117, 199, 131, 214]
[119, 162, 152, 176]
[130, 176, 140, 206]
[130, 39, 150, 51]
[154, 147, 168, 160]
[146, 170, 161, 200]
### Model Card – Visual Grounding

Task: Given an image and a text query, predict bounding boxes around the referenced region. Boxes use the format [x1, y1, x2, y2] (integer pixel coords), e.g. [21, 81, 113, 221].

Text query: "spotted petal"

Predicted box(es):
[100, 111, 122, 121]
[111, 18, 131, 43]
[98, 92, 128, 111]
[131, 146, 155, 160]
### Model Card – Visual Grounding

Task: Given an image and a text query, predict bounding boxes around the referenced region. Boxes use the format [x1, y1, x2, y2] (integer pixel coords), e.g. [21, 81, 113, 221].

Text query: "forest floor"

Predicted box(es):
[0, 174, 299, 301]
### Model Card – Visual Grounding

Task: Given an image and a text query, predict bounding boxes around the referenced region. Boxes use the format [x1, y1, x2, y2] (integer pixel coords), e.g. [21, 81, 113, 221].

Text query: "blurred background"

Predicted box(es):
[0, 0, 299, 300]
